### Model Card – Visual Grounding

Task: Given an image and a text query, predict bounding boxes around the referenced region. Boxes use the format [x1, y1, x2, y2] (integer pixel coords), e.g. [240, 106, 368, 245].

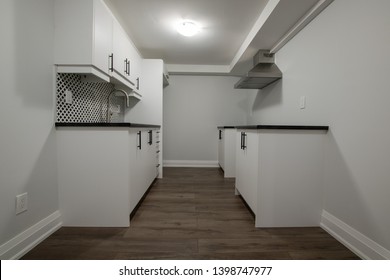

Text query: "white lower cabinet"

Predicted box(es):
[57, 126, 159, 227]
[235, 128, 327, 227]
[129, 128, 158, 213]
[218, 128, 236, 178]
[57, 128, 131, 227]
[235, 130, 258, 213]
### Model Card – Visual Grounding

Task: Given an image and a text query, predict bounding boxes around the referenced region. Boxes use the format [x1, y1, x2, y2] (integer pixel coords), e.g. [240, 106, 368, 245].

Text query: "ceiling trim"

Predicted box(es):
[270, 0, 334, 53]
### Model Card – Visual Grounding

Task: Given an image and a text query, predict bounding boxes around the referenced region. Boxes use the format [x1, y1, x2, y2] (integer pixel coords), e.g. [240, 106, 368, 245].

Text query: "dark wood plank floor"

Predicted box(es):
[22, 167, 359, 260]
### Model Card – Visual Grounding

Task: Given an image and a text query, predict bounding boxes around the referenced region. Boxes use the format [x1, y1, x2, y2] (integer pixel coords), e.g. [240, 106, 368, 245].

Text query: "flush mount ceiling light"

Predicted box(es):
[176, 20, 201, 37]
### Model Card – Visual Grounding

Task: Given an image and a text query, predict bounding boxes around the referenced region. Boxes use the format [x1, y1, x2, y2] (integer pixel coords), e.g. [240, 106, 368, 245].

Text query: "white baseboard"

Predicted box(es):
[0, 211, 62, 260]
[320, 210, 390, 260]
[163, 160, 219, 168]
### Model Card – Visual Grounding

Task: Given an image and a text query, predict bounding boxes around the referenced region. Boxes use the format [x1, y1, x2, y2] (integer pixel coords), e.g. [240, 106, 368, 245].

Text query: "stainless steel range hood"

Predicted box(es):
[234, 50, 282, 89]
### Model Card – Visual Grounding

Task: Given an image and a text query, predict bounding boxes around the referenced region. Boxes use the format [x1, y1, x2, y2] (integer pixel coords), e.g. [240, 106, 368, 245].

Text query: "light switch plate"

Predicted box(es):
[16, 192, 28, 215]
[300, 96, 306, 109]
[111, 104, 120, 113]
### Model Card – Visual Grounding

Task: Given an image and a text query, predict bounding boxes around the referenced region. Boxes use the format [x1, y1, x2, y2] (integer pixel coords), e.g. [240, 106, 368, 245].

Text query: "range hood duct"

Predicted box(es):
[234, 50, 282, 89]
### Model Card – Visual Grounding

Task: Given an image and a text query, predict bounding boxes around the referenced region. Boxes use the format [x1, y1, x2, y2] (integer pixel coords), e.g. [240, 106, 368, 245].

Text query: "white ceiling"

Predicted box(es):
[105, 0, 333, 75]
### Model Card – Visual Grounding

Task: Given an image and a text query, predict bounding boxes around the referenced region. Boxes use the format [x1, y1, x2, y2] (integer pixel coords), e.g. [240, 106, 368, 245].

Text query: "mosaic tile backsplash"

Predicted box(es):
[56, 73, 124, 123]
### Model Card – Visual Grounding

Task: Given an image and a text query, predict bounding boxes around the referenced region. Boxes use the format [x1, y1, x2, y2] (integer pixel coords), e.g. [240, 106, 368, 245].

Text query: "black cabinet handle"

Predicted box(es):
[148, 130, 153, 145]
[137, 131, 142, 149]
[241, 132, 247, 150]
[124, 58, 128, 75]
[219, 130, 222, 140]
[136, 77, 140, 90]
[128, 60, 131, 76]
[109, 53, 114, 72]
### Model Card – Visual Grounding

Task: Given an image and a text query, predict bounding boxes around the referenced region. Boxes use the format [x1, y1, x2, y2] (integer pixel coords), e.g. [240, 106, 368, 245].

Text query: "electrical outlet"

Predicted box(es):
[111, 104, 120, 113]
[16, 193, 28, 215]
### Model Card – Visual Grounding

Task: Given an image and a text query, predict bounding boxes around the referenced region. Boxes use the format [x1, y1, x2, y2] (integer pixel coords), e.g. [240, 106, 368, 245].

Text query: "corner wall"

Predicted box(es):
[247, 0, 390, 258]
[0, 0, 60, 259]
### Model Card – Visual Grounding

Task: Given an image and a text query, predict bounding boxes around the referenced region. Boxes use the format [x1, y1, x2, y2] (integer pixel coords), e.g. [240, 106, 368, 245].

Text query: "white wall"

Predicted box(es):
[0, 0, 59, 259]
[163, 75, 250, 166]
[247, 0, 390, 257]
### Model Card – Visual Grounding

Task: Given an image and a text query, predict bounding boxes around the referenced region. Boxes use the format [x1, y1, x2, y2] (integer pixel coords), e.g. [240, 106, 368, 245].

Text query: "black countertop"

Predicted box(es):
[55, 122, 161, 128]
[217, 126, 236, 129]
[235, 125, 329, 131]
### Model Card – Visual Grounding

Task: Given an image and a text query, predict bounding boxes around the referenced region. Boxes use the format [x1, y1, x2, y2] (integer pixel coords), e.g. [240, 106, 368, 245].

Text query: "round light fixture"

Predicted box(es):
[176, 20, 200, 37]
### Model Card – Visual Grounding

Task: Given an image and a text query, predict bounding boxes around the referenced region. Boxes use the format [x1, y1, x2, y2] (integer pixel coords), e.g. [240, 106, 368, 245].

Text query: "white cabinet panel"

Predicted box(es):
[256, 131, 325, 227]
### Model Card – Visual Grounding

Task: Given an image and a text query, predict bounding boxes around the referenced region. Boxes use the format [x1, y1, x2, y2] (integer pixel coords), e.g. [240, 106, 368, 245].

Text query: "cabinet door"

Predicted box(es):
[112, 20, 131, 80]
[235, 131, 245, 195]
[128, 41, 142, 92]
[218, 129, 224, 170]
[129, 130, 145, 212]
[92, 0, 113, 74]
[145, 130, 157, 187]
[129, 129, 158, 213]
[129, 131, 138, 213]
[223, 129, 236, 178]
[235, 130, 258, 213]
[54, 0, 94, 65]
[111, 19, 142, 93]
[156, 130, 162, 178]
[54, 0, 112, 79]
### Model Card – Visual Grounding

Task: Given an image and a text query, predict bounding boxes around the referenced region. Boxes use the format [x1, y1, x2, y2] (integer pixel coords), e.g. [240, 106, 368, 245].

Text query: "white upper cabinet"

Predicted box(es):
[111, 20, 142, 98]
[54, 0, 112, 82]
[126, 35, 143, 96]
[112, 20, 131, 81]
[132, 52, 142, 95]
[93, 0, 113, 76]
[54, 0, 142, 98]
